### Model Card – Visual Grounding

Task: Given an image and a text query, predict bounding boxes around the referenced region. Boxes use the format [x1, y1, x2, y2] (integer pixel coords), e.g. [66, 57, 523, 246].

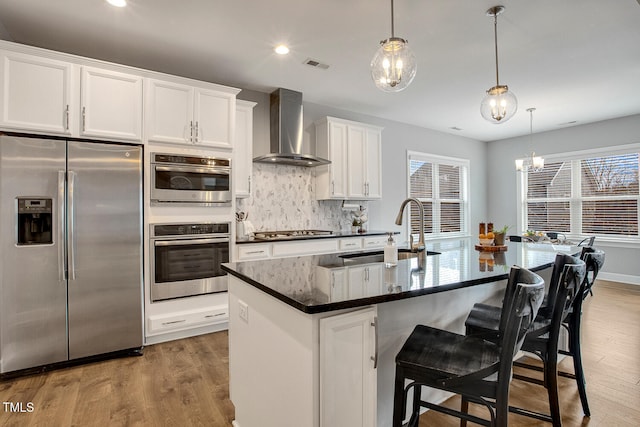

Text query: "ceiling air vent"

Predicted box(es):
[303, 58, 329, 70]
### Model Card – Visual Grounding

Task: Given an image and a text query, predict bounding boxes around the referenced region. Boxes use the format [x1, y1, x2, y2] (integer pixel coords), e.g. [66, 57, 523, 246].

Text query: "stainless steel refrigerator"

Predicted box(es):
[0, 133, 143, 375]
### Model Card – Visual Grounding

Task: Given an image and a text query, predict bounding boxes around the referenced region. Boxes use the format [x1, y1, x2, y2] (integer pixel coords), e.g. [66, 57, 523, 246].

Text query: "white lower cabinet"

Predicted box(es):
[147, 305, 228, 336]
[320, 306, 378, 427]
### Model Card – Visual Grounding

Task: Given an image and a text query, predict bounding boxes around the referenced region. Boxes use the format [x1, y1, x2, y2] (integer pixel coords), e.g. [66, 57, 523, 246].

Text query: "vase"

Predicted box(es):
[494, 232, 505, 246]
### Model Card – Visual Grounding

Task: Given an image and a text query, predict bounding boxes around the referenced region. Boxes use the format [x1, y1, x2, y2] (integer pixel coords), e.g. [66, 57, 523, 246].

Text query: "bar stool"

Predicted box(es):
[546, 247, 605, 416]
[392, 266, 545, 427]
[465, 255, 586, 426]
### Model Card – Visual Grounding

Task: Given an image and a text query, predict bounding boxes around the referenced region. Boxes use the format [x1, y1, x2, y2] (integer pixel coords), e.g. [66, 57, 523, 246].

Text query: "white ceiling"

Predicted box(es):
[1, 0, 639, 142]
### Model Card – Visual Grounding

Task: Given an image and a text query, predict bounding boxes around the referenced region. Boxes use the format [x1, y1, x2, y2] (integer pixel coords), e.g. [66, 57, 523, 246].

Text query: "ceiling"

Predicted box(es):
[1, 0, 639, 142]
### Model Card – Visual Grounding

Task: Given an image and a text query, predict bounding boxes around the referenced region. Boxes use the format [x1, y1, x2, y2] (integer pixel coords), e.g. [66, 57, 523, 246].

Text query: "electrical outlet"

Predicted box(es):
[238, 300, 249, 322]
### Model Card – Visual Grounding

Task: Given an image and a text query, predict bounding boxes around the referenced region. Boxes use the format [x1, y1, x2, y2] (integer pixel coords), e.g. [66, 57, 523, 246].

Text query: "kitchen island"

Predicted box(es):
[222, 239, 575, 427]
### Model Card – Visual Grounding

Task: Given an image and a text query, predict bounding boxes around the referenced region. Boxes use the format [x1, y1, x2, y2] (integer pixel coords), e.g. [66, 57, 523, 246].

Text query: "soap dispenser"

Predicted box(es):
[384, 232, 398, 267]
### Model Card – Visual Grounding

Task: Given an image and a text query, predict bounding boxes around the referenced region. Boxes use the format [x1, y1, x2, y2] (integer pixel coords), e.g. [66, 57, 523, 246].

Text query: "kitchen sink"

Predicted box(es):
[339, 249, 440, 264]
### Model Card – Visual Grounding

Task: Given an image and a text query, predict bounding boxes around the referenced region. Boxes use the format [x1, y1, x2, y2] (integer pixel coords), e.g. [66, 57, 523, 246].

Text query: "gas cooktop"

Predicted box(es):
[252, 230, 334, 241]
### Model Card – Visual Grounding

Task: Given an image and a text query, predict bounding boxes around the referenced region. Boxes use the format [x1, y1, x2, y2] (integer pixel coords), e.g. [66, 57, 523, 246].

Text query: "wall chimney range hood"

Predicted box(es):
[253, 88, 330, 167]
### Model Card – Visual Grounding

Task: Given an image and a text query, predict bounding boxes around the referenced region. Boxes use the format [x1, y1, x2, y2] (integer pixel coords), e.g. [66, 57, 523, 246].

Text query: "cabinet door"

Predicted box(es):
[234, 100, 256, 198]
[364, 127, 382, 199]
[146, 79, 194, 144]
[0, 51, 73, 135]
[328, 120, 348, 198]
[194, 88, 235, 148]
[330, 269, 347, 302]
[347, 125, 367, 198]
[81, 66, 143, 141]
[320, 307, 377, 427]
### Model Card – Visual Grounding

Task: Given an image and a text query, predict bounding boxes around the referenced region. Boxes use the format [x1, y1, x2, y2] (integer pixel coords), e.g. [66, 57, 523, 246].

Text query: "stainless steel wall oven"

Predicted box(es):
[150, 222, 230, 302]
[150, 153, 231, 205]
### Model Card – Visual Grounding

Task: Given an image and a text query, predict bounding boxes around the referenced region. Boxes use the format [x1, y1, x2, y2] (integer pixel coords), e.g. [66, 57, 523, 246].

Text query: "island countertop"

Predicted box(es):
[222, 239, 577, 314]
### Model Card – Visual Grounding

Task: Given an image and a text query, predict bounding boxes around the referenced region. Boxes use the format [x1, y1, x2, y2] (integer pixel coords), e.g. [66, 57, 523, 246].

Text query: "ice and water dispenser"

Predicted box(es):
[17, 197, 53, 245]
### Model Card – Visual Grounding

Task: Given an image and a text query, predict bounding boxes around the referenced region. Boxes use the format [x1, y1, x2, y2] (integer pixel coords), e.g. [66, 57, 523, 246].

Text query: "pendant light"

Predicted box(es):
[480, 5, 517, 123]
[370, 0, 417, 92]
[515, 108, 544, 172]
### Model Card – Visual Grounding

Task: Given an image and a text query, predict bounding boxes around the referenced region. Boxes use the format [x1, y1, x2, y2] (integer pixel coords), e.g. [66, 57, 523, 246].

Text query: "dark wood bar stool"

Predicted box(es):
[392, 266, 545, 427]
[465, 254, 586, 426]
[535, 247, 605, 417]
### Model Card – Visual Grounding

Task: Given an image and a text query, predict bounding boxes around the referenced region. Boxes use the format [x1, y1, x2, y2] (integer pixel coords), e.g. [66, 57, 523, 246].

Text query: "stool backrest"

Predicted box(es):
[497, 267, 545, 382]
[579, 247, 605, 300]
[545, 253, 584, 318]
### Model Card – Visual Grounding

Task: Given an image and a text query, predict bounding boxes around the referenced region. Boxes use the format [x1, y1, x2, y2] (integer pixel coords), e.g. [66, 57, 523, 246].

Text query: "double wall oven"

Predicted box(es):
[150, 222, 230, 302]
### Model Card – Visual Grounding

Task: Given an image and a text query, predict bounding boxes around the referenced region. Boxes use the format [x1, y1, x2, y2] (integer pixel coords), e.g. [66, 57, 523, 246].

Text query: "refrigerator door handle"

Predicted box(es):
[68, 170, 77, 280]
[58, 170, 67, 281]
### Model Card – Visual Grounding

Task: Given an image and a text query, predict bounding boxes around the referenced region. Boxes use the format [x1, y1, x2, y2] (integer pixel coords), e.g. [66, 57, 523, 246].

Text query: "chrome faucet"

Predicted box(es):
[395, 198, 425, 252]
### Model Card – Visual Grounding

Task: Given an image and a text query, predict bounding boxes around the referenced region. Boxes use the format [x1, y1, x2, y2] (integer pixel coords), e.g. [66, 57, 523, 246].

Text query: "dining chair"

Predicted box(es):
[465, 254, 586, 426]
[577, 236, 596, 246]
[392, 266, 545, 427]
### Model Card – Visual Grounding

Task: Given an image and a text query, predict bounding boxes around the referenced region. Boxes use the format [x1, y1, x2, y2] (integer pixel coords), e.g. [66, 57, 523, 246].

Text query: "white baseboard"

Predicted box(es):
[598, 272, 640, 286]
[231, 421, 240, 427]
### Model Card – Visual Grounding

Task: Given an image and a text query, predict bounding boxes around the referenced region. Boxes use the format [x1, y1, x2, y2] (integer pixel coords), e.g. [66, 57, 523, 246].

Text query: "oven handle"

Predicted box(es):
[153, 237, 230, 247]
[153, 165, 230, 175]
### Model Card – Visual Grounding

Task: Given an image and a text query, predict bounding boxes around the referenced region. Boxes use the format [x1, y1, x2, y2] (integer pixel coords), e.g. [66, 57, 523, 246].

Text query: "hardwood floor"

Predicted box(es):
[0, 280, 638, 426]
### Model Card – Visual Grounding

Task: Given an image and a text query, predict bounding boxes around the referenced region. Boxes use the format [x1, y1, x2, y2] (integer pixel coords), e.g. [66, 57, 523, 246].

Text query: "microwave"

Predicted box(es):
[151, 153, 231, 205]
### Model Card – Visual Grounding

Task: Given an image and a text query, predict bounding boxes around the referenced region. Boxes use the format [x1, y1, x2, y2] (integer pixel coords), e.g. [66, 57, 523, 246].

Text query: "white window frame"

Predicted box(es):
[517, 143, 640, 245]
[406, 151, 470, 240]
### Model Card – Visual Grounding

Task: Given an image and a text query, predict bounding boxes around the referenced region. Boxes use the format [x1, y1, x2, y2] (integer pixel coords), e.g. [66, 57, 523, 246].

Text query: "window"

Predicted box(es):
[521, 146, 640, 240]
[407, 151, 469, 240]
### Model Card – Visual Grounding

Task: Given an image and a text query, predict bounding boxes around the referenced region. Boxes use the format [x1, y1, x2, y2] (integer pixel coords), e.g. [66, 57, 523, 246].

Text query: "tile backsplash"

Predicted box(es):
[236, 163, 367, 232]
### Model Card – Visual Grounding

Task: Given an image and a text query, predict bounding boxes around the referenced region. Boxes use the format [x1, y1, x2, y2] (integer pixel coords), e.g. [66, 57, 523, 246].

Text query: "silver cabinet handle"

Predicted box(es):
[64, 105, 70, 131]
[81, 107, 86, 132]
[162, 319, 186, 326]
[248, 176, 251, 194]
[194, 121, 199, 142]
[205, 312, 226, 318]
[246, 250, 265, 255]
[331, 181, 335, 195]
[58, 171, 66, 281]
[68, 171, 77, 280]
[190, 120, 194, 142]
[371, 316, 378, 368]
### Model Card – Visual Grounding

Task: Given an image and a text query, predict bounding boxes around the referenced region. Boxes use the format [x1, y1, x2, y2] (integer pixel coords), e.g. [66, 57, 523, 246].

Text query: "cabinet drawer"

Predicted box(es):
[363, 236, 388, 249]
[272, 239, 338, 258]
[147, 305, 228, 334]
[237, 244, 271, 260]
[339, 238, 363, 251]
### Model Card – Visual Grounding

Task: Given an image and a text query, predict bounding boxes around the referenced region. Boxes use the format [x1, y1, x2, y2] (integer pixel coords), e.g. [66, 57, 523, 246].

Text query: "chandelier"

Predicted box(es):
[515, 108, 544, 172]
[370, 0, 417, 92]
[480, 5, 517, 123]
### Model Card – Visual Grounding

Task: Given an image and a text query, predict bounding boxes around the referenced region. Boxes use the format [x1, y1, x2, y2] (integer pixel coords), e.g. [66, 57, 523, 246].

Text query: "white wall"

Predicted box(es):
[487, 114, 640, 282]
[238, 89, 488, 245]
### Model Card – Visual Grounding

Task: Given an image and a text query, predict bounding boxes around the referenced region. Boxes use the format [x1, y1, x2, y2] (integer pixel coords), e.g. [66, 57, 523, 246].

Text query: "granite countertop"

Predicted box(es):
[222, 239, 579, 314]
[236, 229, 397, 244]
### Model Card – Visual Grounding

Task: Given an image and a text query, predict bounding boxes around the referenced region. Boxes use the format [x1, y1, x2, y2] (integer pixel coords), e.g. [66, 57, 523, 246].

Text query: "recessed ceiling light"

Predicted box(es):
[274, 45, 290, 55]
[106, 0, 127, 7]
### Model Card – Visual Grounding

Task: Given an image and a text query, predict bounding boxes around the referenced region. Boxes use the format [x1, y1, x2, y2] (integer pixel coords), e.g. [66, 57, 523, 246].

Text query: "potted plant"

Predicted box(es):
[493, 225, 511, 246]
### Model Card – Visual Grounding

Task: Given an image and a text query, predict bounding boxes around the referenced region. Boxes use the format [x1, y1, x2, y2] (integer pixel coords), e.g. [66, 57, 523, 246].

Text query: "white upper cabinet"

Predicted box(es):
[234, 99, 256, 198]
[146, 78, 237, 149]
[0, 51, 74, 135]
[145, 79, 193, 144]
[316, 116, 383, 200]
[81, 66, 143, 141]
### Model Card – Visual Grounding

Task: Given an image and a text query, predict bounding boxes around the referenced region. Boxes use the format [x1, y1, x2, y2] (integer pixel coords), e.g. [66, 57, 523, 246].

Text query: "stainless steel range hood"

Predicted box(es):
[253, 88, 330, 167]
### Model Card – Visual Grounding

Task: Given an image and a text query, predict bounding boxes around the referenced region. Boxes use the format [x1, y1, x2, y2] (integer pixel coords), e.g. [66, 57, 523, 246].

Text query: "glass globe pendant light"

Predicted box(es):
[480, 5, 517, 123]
[371, 0, 416, 92]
